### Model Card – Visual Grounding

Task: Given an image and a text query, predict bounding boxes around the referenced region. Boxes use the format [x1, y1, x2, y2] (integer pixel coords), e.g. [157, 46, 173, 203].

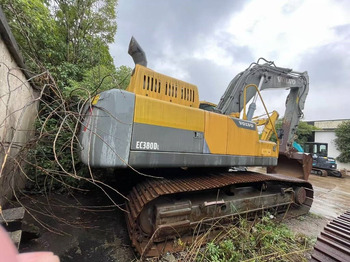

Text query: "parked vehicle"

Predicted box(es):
[303, 142, 342, 177]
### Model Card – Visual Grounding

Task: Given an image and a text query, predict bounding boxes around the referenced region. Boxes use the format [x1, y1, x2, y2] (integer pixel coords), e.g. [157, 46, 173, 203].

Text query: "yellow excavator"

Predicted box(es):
[79, 37, 313, 257]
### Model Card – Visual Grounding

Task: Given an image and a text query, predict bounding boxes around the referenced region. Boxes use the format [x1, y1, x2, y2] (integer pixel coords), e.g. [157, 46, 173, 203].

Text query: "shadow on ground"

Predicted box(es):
[18, 191, 136, 262]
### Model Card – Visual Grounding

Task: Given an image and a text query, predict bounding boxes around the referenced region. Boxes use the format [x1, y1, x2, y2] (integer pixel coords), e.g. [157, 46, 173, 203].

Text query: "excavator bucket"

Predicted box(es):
[267, 152, 313, 181]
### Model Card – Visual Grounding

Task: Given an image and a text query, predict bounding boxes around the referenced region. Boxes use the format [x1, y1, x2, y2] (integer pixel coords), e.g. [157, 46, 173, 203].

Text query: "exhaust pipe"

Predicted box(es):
[128, 36, 147, 67]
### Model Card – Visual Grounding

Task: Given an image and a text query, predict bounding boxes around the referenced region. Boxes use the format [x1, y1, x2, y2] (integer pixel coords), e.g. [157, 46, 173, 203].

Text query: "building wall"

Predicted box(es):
[314, 120, 344, 130]
[314, 122, 350, 171]
[0, 36, 38, 206]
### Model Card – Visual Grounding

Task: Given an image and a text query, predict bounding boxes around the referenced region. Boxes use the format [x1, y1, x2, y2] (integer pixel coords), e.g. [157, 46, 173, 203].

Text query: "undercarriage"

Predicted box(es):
[125, 170, 314, 257]
[311, 168, 342, 177]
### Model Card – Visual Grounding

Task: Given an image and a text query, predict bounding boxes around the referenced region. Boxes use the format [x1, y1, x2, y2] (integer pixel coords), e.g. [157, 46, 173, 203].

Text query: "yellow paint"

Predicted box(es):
[254, 110, 279, 141]
[226, 118, 260, 156]
[134, 94, 277, 158]
[202, 111, 278, 157]
[92, 94, 100, 105]
[128, 63, 278, 159]
[134, 95, 205, 132]
[204, 112, 227, 154]
[127, 64, 200, 108]
[262, 148, 272, 156]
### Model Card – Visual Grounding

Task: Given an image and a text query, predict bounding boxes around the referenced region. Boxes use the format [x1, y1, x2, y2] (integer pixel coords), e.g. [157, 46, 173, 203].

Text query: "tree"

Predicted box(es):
[271, 120, 317, 145]
[51, 0, 117, 67]
[295, 121, 318, 145]
[65, 65, 132, 97]
[0, 0, 120, 91]
[0, 0, 64, 70]
[335, 121, 350, 163]
[0, 0, 132, 190]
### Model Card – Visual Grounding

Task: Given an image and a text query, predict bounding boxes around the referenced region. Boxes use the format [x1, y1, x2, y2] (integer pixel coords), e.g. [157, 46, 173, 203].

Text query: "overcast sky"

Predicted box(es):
[110, 0, 350, 121]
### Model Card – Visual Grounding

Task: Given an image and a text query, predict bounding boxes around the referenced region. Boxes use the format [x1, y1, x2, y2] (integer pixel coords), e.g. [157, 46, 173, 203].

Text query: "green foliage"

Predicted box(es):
[65, 65, 132, 97]
[271, 120, 317, 145]
[295, 121, 318, 144]
[26, 96, 89, 191]
[335, 121, 350, 163]
[1, 0, 119, 87]
[1, 0, 65, 69]
[115, 66, 133, 90]
[196, 215, 313, 262]
[205, 240, 242, 262]
[1, 0, 133, 191]
[51, 0, 117, 76]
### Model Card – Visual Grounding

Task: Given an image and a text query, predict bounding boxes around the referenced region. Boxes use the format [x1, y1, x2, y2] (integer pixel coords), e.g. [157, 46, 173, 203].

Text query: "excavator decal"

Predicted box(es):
[232, 118, 256, 130]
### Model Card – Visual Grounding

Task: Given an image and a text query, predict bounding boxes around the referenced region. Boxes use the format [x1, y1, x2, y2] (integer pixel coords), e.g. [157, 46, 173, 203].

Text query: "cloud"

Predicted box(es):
[112, 0, 246, 68]
[111, 0, 350, 121]
[300, 26, 350, 120]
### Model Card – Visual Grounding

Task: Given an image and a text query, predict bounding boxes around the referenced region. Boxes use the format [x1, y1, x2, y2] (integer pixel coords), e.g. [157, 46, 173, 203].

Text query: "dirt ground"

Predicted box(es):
[15, 172, 350, 261]
[18, 191, 136, 262]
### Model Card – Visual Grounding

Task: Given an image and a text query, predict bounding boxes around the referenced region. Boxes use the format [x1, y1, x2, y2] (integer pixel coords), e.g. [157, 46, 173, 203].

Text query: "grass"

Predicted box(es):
[181, 214, 315, 262]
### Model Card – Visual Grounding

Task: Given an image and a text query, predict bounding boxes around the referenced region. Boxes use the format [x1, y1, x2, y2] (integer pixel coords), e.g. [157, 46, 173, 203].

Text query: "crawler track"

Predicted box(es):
[126, 171, 313, 257]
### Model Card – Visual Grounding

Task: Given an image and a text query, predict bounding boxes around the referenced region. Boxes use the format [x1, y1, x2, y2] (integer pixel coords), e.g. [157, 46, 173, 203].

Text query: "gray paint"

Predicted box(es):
[79, 89, 135, 167]
[129, 151, 277, 168]
[203, 139, 211, 154]
[131, 123, 204, 153]
[217, 60, 308, 116]
[79, 89, 276, 169]
[231, 118, 256, 131]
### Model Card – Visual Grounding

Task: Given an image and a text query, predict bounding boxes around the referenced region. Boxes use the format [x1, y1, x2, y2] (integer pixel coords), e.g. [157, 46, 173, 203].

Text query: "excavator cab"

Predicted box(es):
[304, 142, 328, 157]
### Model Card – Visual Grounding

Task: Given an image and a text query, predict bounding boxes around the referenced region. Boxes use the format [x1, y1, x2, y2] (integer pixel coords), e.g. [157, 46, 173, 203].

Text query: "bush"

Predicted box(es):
[193, 215, 314, 262]
[335, 121, 350, 163]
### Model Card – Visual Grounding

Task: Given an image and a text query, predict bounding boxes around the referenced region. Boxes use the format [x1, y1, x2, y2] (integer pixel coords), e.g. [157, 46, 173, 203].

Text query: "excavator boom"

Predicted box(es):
[216, 58, 309, 155]
[215, 58, 312, 180]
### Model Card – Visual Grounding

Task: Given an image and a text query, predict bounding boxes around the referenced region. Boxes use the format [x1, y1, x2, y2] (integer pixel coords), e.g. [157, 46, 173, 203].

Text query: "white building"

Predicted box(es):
[309, 119, 350, 171]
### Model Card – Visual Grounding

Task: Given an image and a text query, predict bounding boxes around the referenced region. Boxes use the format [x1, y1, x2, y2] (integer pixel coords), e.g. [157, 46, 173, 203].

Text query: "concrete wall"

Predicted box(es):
[0, 36, 38, 206]
[314, 120, 350, 171]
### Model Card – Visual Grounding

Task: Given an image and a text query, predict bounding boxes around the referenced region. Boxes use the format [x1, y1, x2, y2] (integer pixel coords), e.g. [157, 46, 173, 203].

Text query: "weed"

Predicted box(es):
[190, 215, 313, 262]
[308, 212, 323, 219]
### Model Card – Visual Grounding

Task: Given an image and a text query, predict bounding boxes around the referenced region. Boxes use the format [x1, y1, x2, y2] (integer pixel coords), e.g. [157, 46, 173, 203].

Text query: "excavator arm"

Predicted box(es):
[216, 58, 312, 180]
[216, 58, 309, 155]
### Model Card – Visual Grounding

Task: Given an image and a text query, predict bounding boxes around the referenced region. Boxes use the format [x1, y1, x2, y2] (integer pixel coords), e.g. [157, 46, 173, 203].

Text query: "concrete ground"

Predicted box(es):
[284, 173, 350, 239]
[309, 173, 350, 219]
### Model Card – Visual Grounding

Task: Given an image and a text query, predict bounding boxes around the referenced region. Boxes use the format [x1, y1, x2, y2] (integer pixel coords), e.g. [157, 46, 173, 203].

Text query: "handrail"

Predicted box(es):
[243, 84, 279, 147]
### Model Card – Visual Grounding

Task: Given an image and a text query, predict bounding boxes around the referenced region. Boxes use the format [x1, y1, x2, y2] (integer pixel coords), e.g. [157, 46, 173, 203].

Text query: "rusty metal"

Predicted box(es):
[268, 152, 313, 180]
[126, 171, 313, 258]
[294, 187, 307, 205]
[311, 210, 350, 262]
